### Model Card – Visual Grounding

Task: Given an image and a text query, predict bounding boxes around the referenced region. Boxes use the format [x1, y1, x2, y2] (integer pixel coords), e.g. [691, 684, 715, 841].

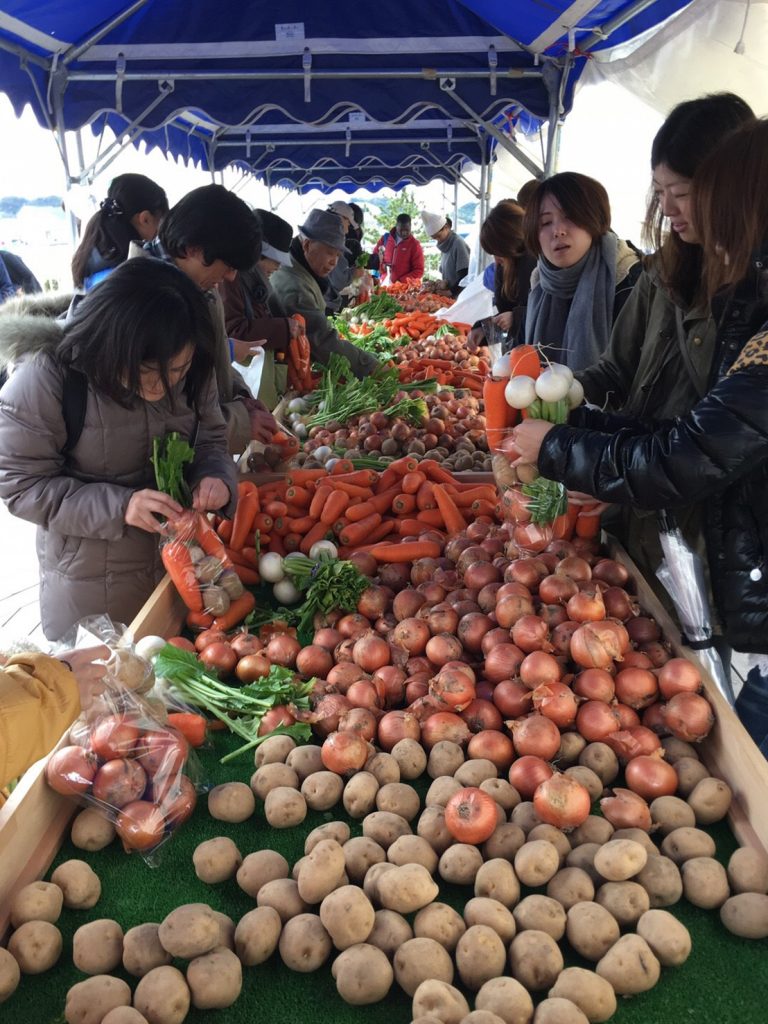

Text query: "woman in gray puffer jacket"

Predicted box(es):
[0, 260, 237, 640]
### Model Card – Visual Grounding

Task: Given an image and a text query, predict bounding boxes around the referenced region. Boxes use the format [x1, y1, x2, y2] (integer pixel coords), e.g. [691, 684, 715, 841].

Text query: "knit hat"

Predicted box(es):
[256, 209, 293, 267]
[327, 200, 356, 224]
[299, 209, 349, 253]
[421, 210, 448, 236]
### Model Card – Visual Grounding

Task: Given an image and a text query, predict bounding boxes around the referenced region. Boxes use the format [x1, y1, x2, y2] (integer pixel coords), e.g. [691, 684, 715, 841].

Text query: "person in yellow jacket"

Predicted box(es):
[0, 645, 109, 790]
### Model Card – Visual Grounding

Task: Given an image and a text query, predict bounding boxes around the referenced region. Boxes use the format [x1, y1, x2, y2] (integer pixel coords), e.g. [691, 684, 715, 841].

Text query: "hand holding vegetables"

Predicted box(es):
[192, 477, 230, 513]
[509, 419, 557, 468]
[125, 489, 184, 534]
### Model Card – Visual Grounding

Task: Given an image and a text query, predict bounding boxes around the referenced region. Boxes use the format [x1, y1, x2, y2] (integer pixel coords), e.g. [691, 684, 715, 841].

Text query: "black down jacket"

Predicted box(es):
[538, 250, 768, 653]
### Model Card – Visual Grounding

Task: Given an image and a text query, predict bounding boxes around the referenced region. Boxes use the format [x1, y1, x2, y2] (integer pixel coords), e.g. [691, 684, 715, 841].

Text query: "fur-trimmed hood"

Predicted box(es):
[0, 292, 71, 369]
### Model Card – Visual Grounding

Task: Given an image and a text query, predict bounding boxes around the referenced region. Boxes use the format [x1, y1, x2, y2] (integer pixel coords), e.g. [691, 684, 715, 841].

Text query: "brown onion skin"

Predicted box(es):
[533, 774, 592, 830]
[427, 605, 460, 636]
[531, 682, 579, 728]
[484, 644, 525, 684]
[639, 640, 672, 667]
[295, 645, 334, 680]
[660, 692, 715, 742]
[456, 546, 492, 574]
[573, 668, 616, 703]
[641, 701, 669, 735]
[481, 627, 514, 656]
[570, 621, 629, 670]
[508, 755, 554, 800]
[353, 633, 391, 673]
[392, 617, 431, 655]
[375, 614, 397, 636]
[464, 561, 503, 591]
[378, 562, 412, 591]
[507, 557, 549, 590]
[372, 666, 406, 708]
[511, 615, 552, 654]
[606, 726, 662, 762]
[566, 587, 606, 623]
[461, 698, 503, 733]
[425, 633, 464, 667]
[458, 613, 495, 653]
[349, 551, 378, 577]
[600, 787, 652, 831]
[539, 574, 579, 605]
[575, 700, 622, 742]
[357, 585, 391, 621]
[510, 714, 561, 760]
[311, 695, 353, 738]
[417, 581, 447, 606]
[556, 556, 592, 582]
[346, 680, 382, 711]
[392, 589, 427, 622]
[321, 731, 369, 775]
[602, 586, 639, 621]
[492, 679, 533, 718]
[519, 651, 563, 689]
[326, 663, 368, 693]
[495, 594, 536, 629]
[411, 558, 441, 587]
[339, 707, 378, 743]
[546, 539, 577, 561]
[621, 651, 654, 670]
[313, 628, 343, 651]
[467, 730, 515, 770]
[614, 667, 659, 710]
[377, 710, 421, 751]
[592, 558, 631, 588]
[337, 613, 371, 639]
[420, 712, 471, 749]
[475, 679, 495, 702]
[624, 755, 678, 800]
[551, 621, 580, 655]
[626, 616, 661, 645]
[265, 635, 301, 669]
[614, 703, 642, 729]
[537, 604, 569, 629]
[404, 679, 429, 704]
[478, 583, 503, 614]
[658, 657, 703, 698]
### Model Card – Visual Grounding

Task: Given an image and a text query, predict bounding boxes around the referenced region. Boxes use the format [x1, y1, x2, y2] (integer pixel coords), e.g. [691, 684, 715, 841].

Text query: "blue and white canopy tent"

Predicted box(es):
[0, 0, 695, 218]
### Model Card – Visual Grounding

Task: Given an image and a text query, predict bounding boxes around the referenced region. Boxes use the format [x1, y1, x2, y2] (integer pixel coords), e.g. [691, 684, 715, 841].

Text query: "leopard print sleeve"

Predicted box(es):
[727, 330, 768, 374]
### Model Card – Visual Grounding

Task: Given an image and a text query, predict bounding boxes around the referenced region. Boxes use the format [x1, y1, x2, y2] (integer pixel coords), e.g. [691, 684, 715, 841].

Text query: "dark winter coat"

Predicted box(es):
[538, 251, 768, 652]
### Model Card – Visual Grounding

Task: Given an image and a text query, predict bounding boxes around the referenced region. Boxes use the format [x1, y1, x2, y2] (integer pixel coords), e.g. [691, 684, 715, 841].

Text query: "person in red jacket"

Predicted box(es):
[382, 214, 424, 284]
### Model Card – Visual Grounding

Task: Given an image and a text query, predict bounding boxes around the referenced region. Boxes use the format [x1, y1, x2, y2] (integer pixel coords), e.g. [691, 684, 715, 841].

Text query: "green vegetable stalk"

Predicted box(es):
[281, 552, 370, 637]
[151, 432, 195, 506]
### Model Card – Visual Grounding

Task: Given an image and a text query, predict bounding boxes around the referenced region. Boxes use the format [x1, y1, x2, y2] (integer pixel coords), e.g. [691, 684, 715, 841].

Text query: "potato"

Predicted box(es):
[564, 767, 603, 804]
[462, 1013, 507, 1024]
[596, 933, 661, 995]
[533, 999, 590, 1024]
[264, 785, 307, 828]
[513, 895, 566, 940]
[367, 909, 413, 957]
[417, 806, 455, 855]
[681, 856, 730, 908]
[236, 849, 290, 897]
[278, 913, 332, 972]
[426, 776, 462, 808]
[661, 736, 700, 762]
[332, 942, 394, 1004]
[254, 733, 296, 766]
[720, 892, 768, 939]
[546, 867, 595, 910]
[7, 920, 61, 973]
[64, 975, 132, 1024]
[510, 801, 541, 834]
[687, 776, 732, 824]
[0, 947, 20, 1004]
[480, 778, 520, 813]
[456, 925, 506, 991]
[635, 854, 683, 908]
[51, 859, 102, 911]
[394, 937, 454, 996]
[193, 837, 242, 884]
[122, 923, 172, 977]
[159, 904, 221, 959]
[527, 824, 571, 865]
[728, 846, 768, 894]
[377, 782, 421, 821]
[102, 1009, 149, 1024]
[454, 758, 498, 787]
[186, 946, 242, 1009]
[557, 731, 587, 766]
[412, 979, 470, 1024]
[660, 826, 715, 864]
[320, 885, 376, 949]
[593, 839, 648, 881]
[565, 902, 620, 962]
[365, 752, 401, 786]
[383, 835, 434, 874]
[475, 976, 534, 1024]
[414, 903, 466, 952]
[428, 740, 464, 778]
[363, 862, 397, 904]
[673, 756, 709, 797]
[568, 815, 614, 848]
[73, 919, 124, 974]
[344, 772, 380, 818]
[234, 906, 282, 965]
[305, 820, 351, 853]
[578, 743, 618, 785]
[609, 827, 658, 856]
[514, 841, 560, 887]
[341, 836, 384, 884]
[378, 864, 439, 914]
[207, 781, 255, 822]
[549, 968, 617, 1023]
[71, 807, 116, 851]
[391, 738, 428, 780]
[649, 795, 696, 835]
[464, 897, 517, 944]
[363, 810, 412, 849]
[595, 881, 649, 928]
[509, 930, 563, 991]
[9, 880, 62, 927]
[286, 743, 324, 780]
[439, 844, 484, 886]
[636, 908, 691, 965]
[298, 839, 346, 903]
[483, 823, 526, 861]
[133, 965, 191, 1024]
[565, 843, 603, 887]
[474, 858, 521, 909]
[257, 878, 309, 922]
[301, 771, 344, 811]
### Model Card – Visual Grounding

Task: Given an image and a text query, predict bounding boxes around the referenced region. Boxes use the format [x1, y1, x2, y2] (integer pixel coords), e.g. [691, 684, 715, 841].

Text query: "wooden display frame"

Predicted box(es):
[2, 538, 766, 941]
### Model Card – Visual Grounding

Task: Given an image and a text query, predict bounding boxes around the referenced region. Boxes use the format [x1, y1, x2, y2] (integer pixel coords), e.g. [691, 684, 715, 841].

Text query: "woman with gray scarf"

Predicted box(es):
[523, 173, 641, 371]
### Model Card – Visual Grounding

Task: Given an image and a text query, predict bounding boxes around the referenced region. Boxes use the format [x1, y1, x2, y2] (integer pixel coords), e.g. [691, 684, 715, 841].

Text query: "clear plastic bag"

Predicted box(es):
[159, 509, 241, 621]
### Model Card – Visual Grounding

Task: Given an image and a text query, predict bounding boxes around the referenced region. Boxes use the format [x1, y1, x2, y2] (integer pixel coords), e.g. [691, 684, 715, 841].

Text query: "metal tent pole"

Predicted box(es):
[446, 90, 543, 177]
[453, 180, 459, 228]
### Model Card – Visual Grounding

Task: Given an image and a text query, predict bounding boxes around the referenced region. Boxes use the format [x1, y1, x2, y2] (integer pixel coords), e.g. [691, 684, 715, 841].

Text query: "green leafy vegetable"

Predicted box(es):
[281, 553, 370, 637]
[151, 432, 194, 506]
[521, 477, 568, 524]
[435, 323, 459, 338]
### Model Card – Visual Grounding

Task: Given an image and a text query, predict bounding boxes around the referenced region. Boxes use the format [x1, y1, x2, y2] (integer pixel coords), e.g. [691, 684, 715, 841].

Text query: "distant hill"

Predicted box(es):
[0, 196, 63, 217]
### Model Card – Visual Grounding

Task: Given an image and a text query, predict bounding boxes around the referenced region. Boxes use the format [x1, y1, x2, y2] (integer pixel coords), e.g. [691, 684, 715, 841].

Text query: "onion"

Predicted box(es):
[265, 635, 300, 669]
[556, 556, 592, 582]
[626, 616, 661, 645]
[294, 645, 333, 680]
[510, 714, 561, 760]
[411, 558, 441, 587]
[378, 562, 412, 591]
[346, 680, 382, 710]
[519, 651, 563, 689]
[606, 726, 662, 763]
[353, 633, 391, 673]
[573, 668, 615, 703]
[313, 627, 342, 651]
[621, 651, 654, 670]
[566, 587, 606, 623]
[45, 745, 97, 795]
[372, 665, 406, 708]
[639, 640, 672, 667]
[624, 755, 678, 800]
[600, 787, 652, 831]
[461, 698, 503, 733]
[321, 731, 369, 775]
[464, 561, 502, 591]
[467, 730, 515, 770]
[310, 694, 353, 737]
[614, 667, 659, 709]
[533, 773, 592, 830]
[458, 612, 495, 653]
[405, 679, 429, 703]
[592, 558, 631, 588]
[551, 621, 580, 655]
[508, 755, 554, 800]
[511, 615, 552, 653]
[339, 707, 378, 742]
[661, 692, 715, 742]
[478, 583, 503, 613]
[658, 658, 702, 698]
[392, 617, 431, 655]
[602, 586, 639, 621]
[334, 638, 356, 664]
[538, 604, 568, 629]
[337, 613, 371, 639]
[456, 546, 492, 574]
[427, 604, 460, 636]
[445, 536, 475, 563]
[326, 663, 367, 693]
[425, 633, 464, 667]
[417, 581, 447, 605]
[495, 593, 536, 629]
[531, 682, 579, 728]
[570, 621, 629, 669]
[498, 580, 534, 599]
[349, 551, 378, 577]
[377, 710, 420, 751]
[484, 643, 525, 683]
[507, 558, 549, 589]
[481, 628, 513, 656]
[393, 589, 427, 622]
[430, 668, 476, 711]
[420, 712, 471, 749]
[539, 574, 579, 605]
[614, 703, 641, 729]
[492, 679, 533, 718]
[406, 656, 433, 676]
[641, 701, 668, 735]
[357, 585, 391, 621]
[575, 700, 621, 742]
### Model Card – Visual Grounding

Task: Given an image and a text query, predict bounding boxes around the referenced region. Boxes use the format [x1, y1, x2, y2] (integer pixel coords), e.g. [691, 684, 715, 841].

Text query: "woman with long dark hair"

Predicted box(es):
[479, 200, 537, 347]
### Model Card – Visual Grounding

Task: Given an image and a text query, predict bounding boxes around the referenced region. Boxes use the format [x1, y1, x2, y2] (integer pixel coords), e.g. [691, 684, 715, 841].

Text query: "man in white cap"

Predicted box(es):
[270, 209, 379, 379]
[421, 210, 471, 297]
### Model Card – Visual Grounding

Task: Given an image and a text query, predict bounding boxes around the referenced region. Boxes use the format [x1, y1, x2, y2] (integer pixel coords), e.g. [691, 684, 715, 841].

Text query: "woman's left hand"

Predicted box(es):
[510, 419, 556, 467]
[193, 477, 230, 512]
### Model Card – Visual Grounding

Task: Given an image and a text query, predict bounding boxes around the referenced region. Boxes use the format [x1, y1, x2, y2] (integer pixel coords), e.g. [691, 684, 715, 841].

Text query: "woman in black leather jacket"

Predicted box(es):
[510, 118, 768, 753]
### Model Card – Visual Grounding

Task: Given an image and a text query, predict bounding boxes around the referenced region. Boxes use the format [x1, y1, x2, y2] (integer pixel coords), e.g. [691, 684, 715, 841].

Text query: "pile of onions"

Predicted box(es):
[624, 754, 678, 800]
[320, 731, 369, 775]
[658, 657, 702, 698]
[533, 773, 592, 830]
[600, 787, 652, 830]
[661, 692, 714, 742]
[570, 621, 629, 669]
[508, 755, 553, 799]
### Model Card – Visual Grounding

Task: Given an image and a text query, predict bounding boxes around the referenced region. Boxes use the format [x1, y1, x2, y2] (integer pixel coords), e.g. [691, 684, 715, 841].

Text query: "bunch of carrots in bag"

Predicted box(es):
[281, 313, 313, 394]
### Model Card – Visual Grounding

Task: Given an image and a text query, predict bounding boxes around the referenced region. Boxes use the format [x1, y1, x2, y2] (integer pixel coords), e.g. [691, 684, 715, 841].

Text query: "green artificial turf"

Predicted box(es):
[4, 731, 767, 1024]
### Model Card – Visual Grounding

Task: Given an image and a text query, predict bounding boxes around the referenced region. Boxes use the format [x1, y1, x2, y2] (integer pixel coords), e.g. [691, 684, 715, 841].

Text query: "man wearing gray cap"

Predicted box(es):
[271, 209, 379, 379]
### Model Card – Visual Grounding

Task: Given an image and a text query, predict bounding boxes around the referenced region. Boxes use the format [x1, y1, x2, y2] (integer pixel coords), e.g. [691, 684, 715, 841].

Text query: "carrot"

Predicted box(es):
[161, 543, 203, 612]
[309, 484, 333, 519]
[287, 469, 328, 485]
[328, 480, 370, 499]
[269, 534, 286, 556]
[167, 712, 207, 748]
[242, 546, 259, 566]
[392, 493, 416, 515]
[272, 516, 289, 537]
[284, 503, 309, 519]
[576, 509, 602, 538]
[194, 516, 230, 562]
[415, 481, 437, 510]
[431, 484, 467, 535]
[330, 459, 355, 476]
[509, 344, 542, 379]
[225, 546, 254, 568]
[285, 485, 311, 507]
[300, 520, 333, 555]
[216, 518, 233, 543]
[484, 377, 517, 453]
[254, 513, 274, 535]
[328, 470, 378, 487]
[320, 489, 349, 525]
[339, 512, 383, 547]
[416, 508, 446, 527]
[401, 471, 426, 494]
[287, 515, 316, 534]
[230, 488, 260, 550]
[213, 591, 256, 631]
[470, 499, 498, 518]
[186, 609, 214, 630]
[421, 461, 456, 485]
[449, 486, 498, 506]
[369, 541, 442, 563]
[264, 500, 288, 518]
[283, 532, 302, 552]
[388, 456, 420, 477]
[345, 487, 400, 521]
[231, 564, 261, 586]
[397, 518, 427, 536]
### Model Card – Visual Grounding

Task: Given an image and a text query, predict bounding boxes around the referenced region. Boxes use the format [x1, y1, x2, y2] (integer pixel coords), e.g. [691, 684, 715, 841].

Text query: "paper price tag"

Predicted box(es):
[275, 22, 305, 40]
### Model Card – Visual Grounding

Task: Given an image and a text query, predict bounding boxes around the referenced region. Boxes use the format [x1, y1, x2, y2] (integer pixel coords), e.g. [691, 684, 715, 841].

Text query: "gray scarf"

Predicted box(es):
[524, 232, 618, 371]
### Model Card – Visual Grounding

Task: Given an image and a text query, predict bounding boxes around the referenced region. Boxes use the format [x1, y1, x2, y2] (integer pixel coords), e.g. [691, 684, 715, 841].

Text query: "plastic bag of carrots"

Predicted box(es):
[286, 314, 313, 394]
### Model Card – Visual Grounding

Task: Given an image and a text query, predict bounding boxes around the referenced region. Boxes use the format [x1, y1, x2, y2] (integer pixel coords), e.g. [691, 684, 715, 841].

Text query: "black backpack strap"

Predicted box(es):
[61, 365, 88, 455]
